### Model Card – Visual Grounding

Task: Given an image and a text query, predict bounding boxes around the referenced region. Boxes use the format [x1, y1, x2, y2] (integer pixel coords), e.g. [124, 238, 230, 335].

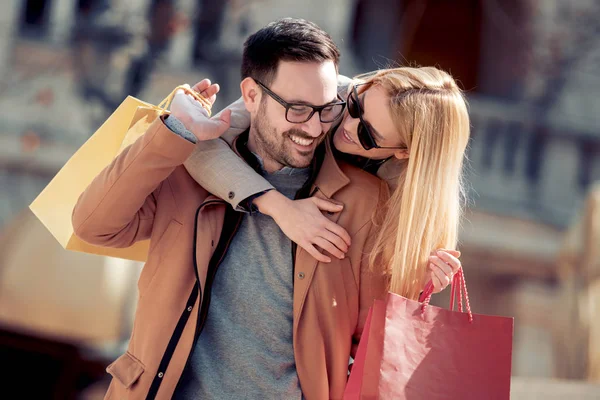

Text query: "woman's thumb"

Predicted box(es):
[445, 249, 461, 257]
[215, 109, 232, 134]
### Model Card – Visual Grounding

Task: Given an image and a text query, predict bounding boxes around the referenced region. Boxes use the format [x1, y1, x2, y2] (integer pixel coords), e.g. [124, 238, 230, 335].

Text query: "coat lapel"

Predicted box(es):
[293, 139, 352, 329]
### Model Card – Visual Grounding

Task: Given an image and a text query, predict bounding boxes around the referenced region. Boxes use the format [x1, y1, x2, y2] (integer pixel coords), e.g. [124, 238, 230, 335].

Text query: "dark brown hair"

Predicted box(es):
[241, 18, 340, 85]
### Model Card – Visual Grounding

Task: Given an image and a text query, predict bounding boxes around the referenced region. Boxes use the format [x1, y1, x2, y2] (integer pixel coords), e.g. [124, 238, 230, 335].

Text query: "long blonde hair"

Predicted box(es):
[360, 67, 470, 300]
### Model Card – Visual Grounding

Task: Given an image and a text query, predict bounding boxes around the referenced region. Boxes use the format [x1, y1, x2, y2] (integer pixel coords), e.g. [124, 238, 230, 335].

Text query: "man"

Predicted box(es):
[72, 18, 389, 399]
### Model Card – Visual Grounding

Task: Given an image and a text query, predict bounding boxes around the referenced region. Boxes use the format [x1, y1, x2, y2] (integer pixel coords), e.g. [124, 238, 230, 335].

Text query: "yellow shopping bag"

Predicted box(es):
[29, 86, 210, 262]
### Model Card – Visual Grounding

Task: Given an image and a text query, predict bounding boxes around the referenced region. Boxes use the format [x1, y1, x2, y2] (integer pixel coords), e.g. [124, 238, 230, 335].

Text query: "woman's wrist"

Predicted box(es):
[252, 190, 289, 218]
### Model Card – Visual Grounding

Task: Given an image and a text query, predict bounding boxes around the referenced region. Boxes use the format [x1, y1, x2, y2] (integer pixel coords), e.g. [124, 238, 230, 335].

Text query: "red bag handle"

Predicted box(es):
[419, 268, 473, 323]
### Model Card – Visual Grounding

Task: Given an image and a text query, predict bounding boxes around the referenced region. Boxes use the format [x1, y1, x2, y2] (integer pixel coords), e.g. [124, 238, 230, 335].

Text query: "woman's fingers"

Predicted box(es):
[200, 83, 220, 105]
[319, 229, 348, 255]
[187, 83, 219, 106]
[324, 220, 351, 248]
[304, 243, 331, 263]
[191, 79, 211, 93]
[439, 248, 461, 258]
[188, 79, 220, 107]
[428, 248, 465, 293]
[313, 237, 346, 260]
[429, 255, 453, 277]
[437, 250, 461, 273]
[428, 256, 453, 293]
[426, 249, 462, 294]
[429, 265, 445, 293]
[311, 197, 344, 213]
[310, 197, 351, 247]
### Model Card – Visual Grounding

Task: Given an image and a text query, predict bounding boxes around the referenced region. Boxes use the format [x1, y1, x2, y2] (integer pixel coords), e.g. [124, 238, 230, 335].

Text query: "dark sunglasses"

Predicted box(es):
[256, 80, 346, 124]
[347, 83, 407, 151]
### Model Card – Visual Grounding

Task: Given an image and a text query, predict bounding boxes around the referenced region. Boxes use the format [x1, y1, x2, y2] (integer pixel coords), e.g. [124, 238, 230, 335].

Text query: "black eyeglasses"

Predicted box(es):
[347, 83, 407, 151]
[255, 80, 346, 124]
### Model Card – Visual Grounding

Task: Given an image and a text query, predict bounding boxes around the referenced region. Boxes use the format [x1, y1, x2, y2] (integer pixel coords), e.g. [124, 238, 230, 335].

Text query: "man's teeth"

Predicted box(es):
[290, 135, 314, 146]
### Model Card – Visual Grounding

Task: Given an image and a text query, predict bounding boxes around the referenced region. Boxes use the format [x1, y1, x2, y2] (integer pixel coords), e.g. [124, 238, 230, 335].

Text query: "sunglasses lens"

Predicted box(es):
[349, 85, 377, 150]
[357, 123, 375, 150]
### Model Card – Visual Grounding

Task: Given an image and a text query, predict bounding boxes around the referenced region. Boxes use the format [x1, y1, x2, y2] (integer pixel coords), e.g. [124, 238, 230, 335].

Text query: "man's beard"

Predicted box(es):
[252, 103, 326, 169]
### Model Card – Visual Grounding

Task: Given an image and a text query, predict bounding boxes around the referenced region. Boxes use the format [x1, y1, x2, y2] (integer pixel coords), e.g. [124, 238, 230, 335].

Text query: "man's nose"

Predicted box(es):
[301, 112, 325, 138]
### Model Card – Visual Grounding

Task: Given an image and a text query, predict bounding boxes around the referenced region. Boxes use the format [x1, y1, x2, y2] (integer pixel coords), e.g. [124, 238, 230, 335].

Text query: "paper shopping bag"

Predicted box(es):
[29, 86, 208, 262]
[345, 270, 514, 400]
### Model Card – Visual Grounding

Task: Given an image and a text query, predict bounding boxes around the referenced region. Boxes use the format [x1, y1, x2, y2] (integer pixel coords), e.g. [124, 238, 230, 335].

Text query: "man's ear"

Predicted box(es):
[240, 77, 261, 113]
[394, 149, 409, 160]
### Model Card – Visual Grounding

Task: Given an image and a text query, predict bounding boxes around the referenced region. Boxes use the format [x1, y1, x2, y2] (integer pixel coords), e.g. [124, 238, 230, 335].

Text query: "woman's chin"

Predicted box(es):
[333, 130, 360, 156]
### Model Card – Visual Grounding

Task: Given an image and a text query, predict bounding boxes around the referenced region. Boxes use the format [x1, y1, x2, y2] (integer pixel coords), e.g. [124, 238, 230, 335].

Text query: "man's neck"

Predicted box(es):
[247, 130, 284, 174]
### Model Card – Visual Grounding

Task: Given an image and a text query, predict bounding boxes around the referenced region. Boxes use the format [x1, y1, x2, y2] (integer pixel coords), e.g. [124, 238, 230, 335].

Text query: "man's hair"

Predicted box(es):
[241, 18, 340, 85]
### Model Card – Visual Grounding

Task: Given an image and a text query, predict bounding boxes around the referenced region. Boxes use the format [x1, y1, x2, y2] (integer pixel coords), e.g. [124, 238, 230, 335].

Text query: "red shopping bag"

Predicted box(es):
[345, 269, 514, 400]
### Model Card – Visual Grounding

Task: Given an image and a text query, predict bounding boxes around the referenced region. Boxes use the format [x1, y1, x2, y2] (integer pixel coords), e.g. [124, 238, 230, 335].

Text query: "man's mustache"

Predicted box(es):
[283, 129, 326, 141]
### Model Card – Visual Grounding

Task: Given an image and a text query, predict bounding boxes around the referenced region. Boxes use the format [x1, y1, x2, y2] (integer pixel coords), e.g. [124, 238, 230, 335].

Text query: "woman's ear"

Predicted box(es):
[240, 78, 261, 113]
[394, 149, 409, 160]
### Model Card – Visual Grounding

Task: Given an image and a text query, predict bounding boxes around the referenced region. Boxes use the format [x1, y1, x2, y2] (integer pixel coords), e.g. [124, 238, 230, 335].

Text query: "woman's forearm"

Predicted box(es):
[183, 137, 274, 210]
[183, 94, 274, 210]
[183, 73, 351, 211]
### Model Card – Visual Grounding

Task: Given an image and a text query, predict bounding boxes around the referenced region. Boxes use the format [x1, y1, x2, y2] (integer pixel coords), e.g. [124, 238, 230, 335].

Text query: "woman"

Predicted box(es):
[184, 67, 469, 299]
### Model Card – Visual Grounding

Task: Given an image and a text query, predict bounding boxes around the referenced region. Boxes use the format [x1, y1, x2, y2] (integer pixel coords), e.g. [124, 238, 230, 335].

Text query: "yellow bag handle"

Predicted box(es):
[157, 85, 213, 117]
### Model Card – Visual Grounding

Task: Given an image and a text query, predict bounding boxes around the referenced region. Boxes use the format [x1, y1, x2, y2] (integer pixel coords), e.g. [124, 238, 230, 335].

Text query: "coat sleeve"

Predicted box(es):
[72, 116, 195, 248]
[182, 96, 274, 211]
[350, 179, 391, 362]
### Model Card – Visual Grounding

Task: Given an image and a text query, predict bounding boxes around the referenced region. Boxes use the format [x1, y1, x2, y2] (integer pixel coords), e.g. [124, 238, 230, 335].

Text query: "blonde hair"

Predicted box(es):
[359, 67, 470, 300]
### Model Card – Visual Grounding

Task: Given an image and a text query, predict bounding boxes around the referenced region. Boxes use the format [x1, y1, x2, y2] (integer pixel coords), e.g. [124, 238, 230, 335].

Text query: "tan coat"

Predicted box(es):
[72, 116, 389, 399]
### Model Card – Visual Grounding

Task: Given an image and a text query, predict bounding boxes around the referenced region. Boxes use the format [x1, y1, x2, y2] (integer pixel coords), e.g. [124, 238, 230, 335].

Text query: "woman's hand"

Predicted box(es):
[427, 249, 462, 293]
[254, 191, 352, 263]
[170, 79, 232, 141]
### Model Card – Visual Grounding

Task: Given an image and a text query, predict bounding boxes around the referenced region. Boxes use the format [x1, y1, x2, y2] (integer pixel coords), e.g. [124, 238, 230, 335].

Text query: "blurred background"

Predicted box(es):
[0, 0, 599, 398]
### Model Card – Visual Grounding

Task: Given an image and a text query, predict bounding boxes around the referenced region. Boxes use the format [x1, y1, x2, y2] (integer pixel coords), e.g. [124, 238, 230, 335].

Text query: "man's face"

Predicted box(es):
[250, 61, 339, 171]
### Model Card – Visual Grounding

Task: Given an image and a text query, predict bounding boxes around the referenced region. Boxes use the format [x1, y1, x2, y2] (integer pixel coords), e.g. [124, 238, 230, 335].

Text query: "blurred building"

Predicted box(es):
[0, 209, 142, 398]
[0, 0, 599, 397]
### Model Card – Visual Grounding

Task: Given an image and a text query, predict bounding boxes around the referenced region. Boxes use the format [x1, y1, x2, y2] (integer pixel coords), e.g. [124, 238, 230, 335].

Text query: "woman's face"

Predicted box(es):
[332, 84, 405, 160]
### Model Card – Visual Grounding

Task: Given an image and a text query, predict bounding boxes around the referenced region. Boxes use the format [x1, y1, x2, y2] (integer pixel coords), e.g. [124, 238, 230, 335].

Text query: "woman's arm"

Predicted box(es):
[184, 74, 353, 210]
[183, 76, 356, 257]
[183, 97, 275, 211]
[185, 138, 353, 259]
[184, 137, 275, 211]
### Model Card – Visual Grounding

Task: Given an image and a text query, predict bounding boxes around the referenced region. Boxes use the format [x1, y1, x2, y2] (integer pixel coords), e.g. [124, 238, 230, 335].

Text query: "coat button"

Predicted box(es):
[228, 191, 235, 199]
[298, 272, 305, 279]
[158, 372, 164, 378]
